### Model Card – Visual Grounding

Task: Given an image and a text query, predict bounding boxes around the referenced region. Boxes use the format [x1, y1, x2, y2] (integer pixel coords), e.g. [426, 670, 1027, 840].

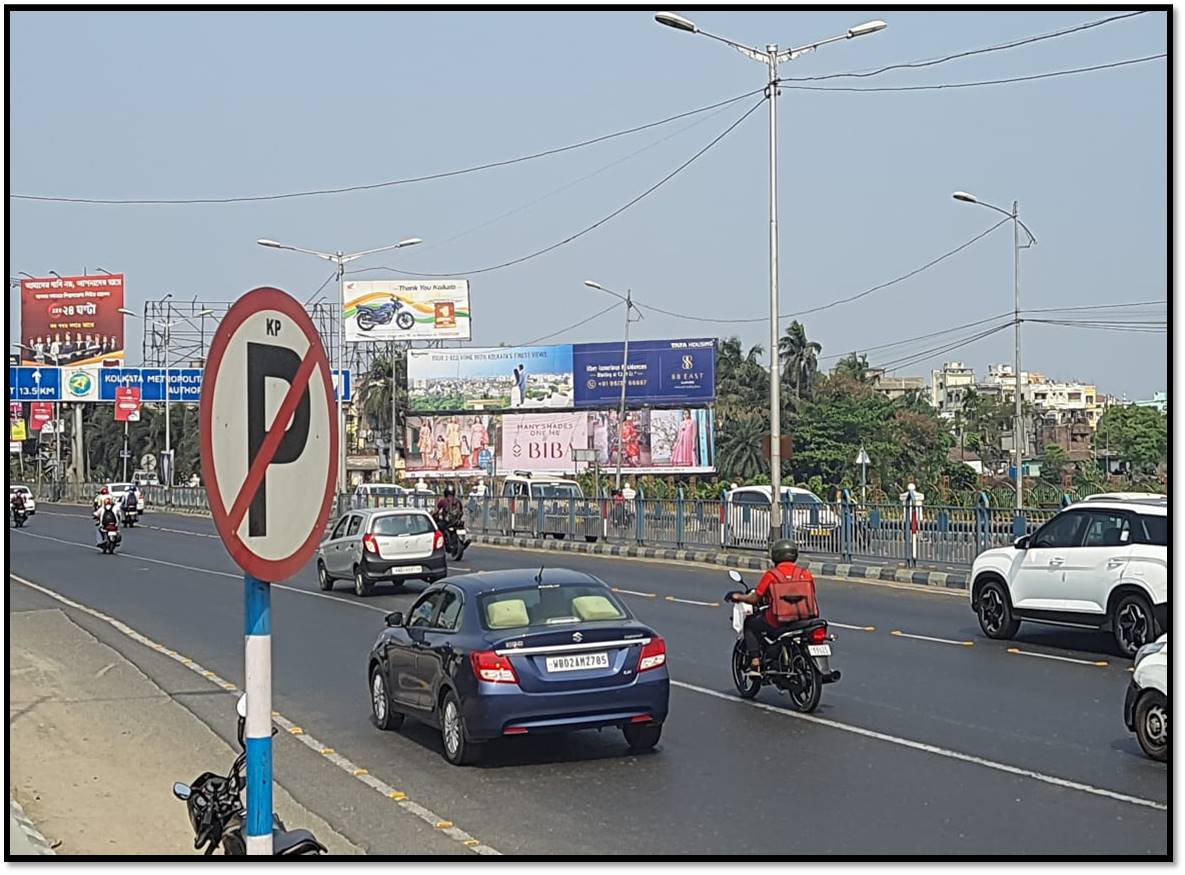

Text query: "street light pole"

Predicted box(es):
[256, 236, 422, 496]
[656, 12, 886, 540]
[583, 281, 642, 491]
[952, 192, 1036, 512]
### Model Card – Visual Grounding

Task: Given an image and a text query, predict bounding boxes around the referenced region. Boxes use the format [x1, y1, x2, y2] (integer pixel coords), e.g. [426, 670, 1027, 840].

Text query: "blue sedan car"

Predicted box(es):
[366, 568, 670, 765]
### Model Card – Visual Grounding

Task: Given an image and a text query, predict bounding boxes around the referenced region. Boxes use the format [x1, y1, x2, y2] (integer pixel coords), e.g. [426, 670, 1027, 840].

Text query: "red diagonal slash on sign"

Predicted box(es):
[224, 350, 321, 535]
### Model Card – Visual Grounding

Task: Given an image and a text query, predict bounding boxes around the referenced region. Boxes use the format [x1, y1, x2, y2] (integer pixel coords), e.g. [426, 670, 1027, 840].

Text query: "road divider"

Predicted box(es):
[1007, 648, 1109, 668]
[8, 572, 501, 856]
[890, 630, 974, 647]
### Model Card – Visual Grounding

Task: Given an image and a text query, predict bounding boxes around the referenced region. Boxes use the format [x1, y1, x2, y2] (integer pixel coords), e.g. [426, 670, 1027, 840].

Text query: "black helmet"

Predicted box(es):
[770, 538, 797, 565]
[444, 485, 456, 498]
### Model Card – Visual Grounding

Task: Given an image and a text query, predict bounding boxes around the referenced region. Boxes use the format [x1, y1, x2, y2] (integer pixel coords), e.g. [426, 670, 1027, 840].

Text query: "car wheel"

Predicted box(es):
[622, 721, 663, 751]
[354, 565, 375, 598]
[731, 639, 761, 699]
[317, 562, 334, 592]
[440, 689, 481, 766]
[1134, 690, 1168, 762]
[1113, 593, 1155, 658]
[976, 579, 1020, 640]
[370, 665, 404, 731]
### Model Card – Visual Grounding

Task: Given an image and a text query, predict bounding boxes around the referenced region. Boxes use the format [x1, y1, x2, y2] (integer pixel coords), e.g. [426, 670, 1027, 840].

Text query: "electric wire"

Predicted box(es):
[519, 301, 623, 347]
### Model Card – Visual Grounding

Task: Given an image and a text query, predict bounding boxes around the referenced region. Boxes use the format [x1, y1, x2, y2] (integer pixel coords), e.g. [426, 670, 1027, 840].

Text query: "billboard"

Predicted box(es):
[343, 279, 471, 343]
[404, 414, 498, 477]
[20, 274, 126, 365]
[572, 338, 715, 407]
[500, 413, 589, 473]
[408, 346, 574, 412]
[584, 408, 715, 474]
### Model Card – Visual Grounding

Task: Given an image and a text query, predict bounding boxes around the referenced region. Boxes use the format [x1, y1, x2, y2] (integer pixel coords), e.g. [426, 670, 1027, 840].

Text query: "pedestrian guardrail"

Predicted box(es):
[34, 481, 1061, 570]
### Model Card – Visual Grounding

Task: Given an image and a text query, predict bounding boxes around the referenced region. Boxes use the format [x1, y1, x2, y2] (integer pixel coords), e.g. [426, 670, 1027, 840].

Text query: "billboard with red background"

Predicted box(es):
[19, 274, 125, 366]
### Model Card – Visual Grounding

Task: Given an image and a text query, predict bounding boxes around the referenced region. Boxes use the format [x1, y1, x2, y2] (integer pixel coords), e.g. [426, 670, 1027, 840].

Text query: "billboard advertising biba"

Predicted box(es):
[20, 274, 126, 365]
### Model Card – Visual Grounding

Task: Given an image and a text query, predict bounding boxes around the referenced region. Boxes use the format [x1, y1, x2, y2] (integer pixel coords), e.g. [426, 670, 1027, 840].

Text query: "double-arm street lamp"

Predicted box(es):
[256, 236, 422, 494]
[656, 12, 886, 538]
[953, 192, 1037, 513]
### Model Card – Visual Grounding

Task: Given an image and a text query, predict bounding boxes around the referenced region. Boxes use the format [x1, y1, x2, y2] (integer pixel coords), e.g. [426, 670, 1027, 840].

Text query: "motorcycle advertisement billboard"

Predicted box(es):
[343, 279, 471, 343]
[19, 273, 126, 365]
[572, 338, 715, 407]
[408, 345, 574, 413]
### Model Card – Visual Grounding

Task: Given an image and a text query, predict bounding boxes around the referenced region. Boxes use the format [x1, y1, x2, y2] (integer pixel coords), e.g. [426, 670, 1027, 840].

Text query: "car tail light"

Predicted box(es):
[630, 714, 653, 723]
[638, 636, 666, 672]
[362, 534, 379, 554]
[433, 531, 445, 551]
[809, 626, 828, 644]
[503, 726, 529, 735]
[470, 651, 519, 684]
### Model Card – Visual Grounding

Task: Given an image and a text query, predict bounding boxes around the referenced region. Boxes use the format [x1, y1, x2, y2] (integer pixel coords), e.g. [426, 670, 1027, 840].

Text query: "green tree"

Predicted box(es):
[778, 320, 822, 402]
[831, 352, 870, 384]
[1040, 442, 1071, 484]
[1096, 405, 1167, 475]
[716, 413, 767, 481]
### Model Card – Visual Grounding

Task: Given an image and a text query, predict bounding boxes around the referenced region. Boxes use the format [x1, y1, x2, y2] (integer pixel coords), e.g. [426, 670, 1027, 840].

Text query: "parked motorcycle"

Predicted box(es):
[355, 297, 415, 332]
[173, 695, 327, 856]
[724, 569, 840, 713]
[99, 523, 122, 554]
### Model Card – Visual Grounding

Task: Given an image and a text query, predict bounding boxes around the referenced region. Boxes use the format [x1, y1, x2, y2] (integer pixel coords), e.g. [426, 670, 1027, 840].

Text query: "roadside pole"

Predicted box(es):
[201, 287, 338, 856]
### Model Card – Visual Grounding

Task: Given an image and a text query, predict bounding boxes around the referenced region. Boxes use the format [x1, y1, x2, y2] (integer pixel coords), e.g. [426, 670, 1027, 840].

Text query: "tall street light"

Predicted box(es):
[257, 237, 422, 494]
[953, 192, 1037, 514]
[584, 281, 643, 491]
[656, 12, 886, 539]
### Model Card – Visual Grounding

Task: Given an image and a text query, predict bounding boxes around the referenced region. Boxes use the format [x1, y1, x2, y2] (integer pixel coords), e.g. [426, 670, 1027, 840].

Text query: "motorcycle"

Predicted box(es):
[724, 569, 841, 713]
[173, 694, 327, 856]
[11, 504, 28, 528]
[123, 505, 139, 527]
[444, 524, 469, 561]
[99, 522, 122, 554]
[355, 297, 415, 333]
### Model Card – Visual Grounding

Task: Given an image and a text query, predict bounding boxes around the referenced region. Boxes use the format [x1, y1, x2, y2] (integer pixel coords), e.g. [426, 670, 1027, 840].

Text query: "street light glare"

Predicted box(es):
[396, 238, 423, 247]
[256, 239, 282, 248]
[848, 20, 887, 38]
[584, 280, 605, 291]
[655, 12, 697, 33]
[952, 191, 979, 204]
[118, 307, 138, 317]
[197, 309, 215, 317]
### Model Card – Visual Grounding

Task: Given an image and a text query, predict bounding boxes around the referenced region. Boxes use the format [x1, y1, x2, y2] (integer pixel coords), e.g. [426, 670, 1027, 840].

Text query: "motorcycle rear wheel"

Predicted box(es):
[780, 645, 822, 713]
[356, 313, 375, 331]
[731, 639, 761, 699]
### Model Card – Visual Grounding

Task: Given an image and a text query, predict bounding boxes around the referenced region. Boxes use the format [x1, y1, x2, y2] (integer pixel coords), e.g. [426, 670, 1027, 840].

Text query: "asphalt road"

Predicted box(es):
[8, 504, 1168, 856]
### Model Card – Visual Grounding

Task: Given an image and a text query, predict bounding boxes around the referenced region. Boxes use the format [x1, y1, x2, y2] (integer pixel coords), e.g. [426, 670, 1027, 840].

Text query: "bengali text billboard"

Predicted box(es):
[20, 274, 125, 365]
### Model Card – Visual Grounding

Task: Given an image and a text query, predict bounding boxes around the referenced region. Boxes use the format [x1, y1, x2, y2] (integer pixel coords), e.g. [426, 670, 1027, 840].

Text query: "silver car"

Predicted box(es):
[316, 507, 447, 597]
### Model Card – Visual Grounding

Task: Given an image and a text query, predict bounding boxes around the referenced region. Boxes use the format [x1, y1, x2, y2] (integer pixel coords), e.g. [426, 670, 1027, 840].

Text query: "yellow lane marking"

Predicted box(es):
[611, 587, 657, 598]
[1007, 648, 1108, 667]
[830, 622, 876, 632]
[664, 595, 719, 607]
[890, 630, 974, 647]
[8, 572, 501, 856]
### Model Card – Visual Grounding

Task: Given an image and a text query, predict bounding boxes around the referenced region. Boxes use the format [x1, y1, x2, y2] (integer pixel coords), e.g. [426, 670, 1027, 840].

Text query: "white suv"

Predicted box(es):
[970, 499, 1167, 657]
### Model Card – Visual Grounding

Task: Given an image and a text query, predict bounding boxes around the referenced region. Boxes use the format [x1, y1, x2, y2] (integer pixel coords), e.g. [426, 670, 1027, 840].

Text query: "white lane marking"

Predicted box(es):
[8, 572, 501, 855]
[830, 622, 876, 632]
[611, 587, 657, 598]
[1007, 648, 1109, 668]
[663, 595, 718, 607]
[890, 630, 974, 647]
[669, 680, 1166, 812]
[14, 530, 389, 615]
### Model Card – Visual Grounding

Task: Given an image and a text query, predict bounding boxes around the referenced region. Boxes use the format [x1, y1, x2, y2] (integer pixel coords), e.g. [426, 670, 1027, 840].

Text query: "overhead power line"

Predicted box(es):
[10, 88, 763, 206]
[779, 11, 1149, 82]
[820, 311, 1013, 363]
[520, 301, 622, 347]
[344, 98, 765, 278]
[779, 54, 1166, 93]
[873, 321, 1014, 372]
[1022, 299, 1166, 314]
[636, 217, 1010, 325]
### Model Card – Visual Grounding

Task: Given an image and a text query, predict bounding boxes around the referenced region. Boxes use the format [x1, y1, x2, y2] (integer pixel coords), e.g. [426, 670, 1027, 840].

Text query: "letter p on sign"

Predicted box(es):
[201, 287, 339, 581]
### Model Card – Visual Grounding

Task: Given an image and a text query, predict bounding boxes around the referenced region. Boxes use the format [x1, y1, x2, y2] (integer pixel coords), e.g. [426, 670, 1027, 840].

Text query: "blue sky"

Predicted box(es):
[8, 10, 1167, 398]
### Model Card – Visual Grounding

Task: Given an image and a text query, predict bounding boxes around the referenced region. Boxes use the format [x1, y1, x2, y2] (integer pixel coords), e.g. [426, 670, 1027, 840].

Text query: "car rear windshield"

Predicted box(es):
[533, 484, 581, 499]
[1140, 515, 1167, 546]
[110, 483, 132, 492]
[480, 584, 629, 631]
[371, 514, 434, 536]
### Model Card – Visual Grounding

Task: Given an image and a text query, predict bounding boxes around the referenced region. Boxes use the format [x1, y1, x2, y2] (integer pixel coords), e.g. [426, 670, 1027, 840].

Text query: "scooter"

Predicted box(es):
[123, 506, 139, 527]
[99, 523, 122, 554]
[173, 695, 327, 856]
[724, 569, 841, 713]
[11, 504, 28, 528]
[355, 297, 415, 332]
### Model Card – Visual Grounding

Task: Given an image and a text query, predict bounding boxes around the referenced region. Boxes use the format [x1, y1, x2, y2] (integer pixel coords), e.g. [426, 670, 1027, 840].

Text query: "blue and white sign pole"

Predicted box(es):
[200, 287, 341, 858]
[244, 575, 274, 854]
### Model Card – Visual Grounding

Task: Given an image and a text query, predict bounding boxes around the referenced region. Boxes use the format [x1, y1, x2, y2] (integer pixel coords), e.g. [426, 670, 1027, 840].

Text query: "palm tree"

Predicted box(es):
[358, 351, 408, 444]
[778, 320, 822, 401]
[717, 413, 767, 481]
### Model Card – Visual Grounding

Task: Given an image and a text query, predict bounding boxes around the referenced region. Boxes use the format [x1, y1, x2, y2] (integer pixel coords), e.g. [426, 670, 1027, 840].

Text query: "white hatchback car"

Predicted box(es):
[1124, 634, 1167, 762]
[970, 499, 1167, 657]
[9, 485, 35, 515]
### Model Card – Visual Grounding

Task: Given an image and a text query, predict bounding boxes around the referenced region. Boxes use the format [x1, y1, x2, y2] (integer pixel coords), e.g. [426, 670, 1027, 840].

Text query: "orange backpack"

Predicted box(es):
[766, 565, 819, 623]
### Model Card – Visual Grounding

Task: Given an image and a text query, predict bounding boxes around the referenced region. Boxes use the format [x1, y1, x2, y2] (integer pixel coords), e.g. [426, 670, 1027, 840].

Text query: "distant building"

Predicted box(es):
[929, 361, 976, 418]
[868, 368, 927, 401]
[978, 363, 1101, 429]
[1134, 391, 1167, 414]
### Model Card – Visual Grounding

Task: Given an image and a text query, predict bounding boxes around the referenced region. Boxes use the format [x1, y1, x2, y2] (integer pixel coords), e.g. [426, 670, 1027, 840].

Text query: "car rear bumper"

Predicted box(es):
[461, 670, 670, 741]
[362, 550, 446, 580]
[1123, 679, 1140, 731]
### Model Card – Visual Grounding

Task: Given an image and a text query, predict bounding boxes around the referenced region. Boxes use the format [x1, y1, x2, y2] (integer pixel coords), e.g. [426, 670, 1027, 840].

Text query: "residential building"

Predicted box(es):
[868, 368, 927, 401]
[1135, 391, 1167, 414]
[977, 364, 1101, 429]
[929, 361, 976, 418]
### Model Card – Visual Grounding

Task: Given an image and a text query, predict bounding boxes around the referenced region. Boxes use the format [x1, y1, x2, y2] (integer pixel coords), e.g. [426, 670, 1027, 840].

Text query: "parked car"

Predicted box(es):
[498, 472, 599, 542]
[724, 485, 839, 549]
[352, 483, 407, 508]
[1124, 634, 1167, 762]
[317, 507, 447, 597]
[970, 499, 1167, 657]
[9, 485, 35, 515]
[367, 568, 669, 765]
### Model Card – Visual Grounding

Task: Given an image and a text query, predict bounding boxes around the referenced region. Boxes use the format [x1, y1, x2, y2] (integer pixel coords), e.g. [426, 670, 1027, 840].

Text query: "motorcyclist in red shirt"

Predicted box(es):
[728, 539, 816, 674]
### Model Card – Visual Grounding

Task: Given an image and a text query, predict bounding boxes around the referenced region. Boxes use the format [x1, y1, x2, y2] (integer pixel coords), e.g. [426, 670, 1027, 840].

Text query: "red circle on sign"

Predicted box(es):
[200, 287, 339, 582]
